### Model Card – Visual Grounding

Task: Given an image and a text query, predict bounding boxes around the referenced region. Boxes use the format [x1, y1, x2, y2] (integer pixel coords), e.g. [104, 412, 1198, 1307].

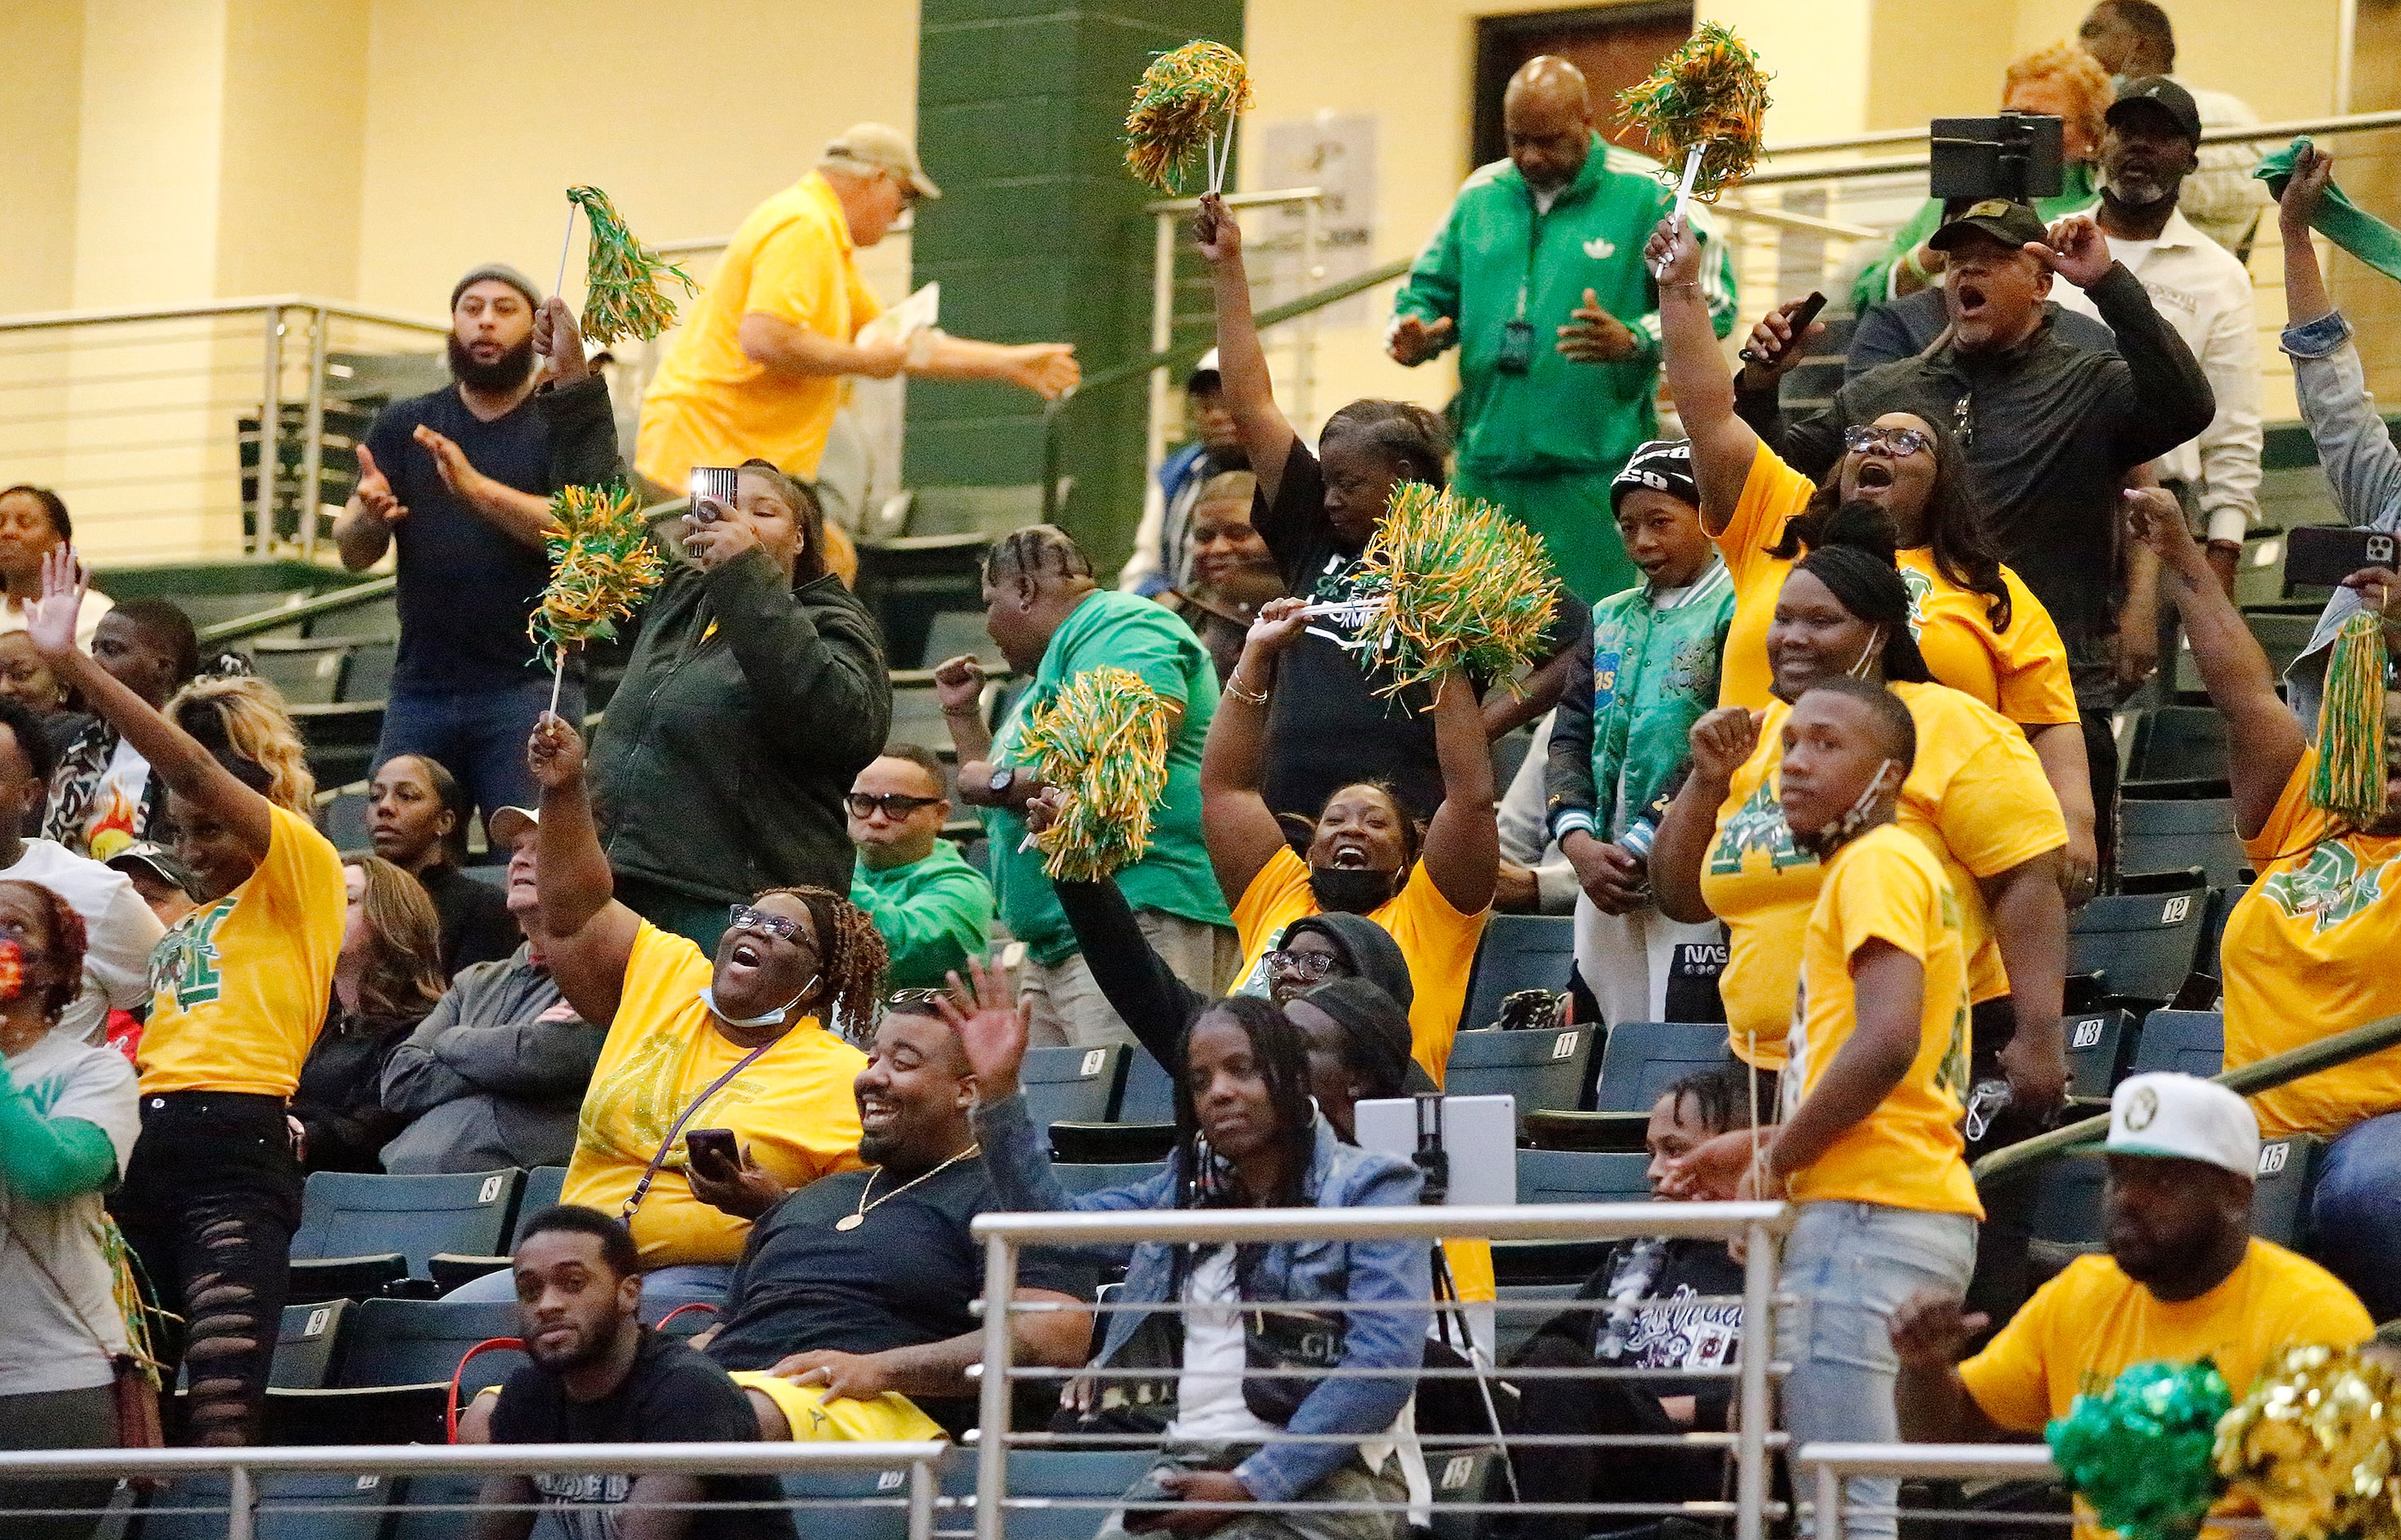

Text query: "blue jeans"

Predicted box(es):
[1779, 1201, 1979, 1540]
[2309, 1109, 2401, 1320]
[376, 675, 585, 835]
[445, 1260, 733, 1310]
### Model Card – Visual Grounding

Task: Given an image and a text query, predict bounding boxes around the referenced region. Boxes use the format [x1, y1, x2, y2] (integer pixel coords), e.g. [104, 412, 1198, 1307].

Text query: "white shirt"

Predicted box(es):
[0, 840, 167, 1046]
[0, 1026, 138, 1395]
[1165, 1248, 1283, 1445]
[0, 588, 112, 652]
[2052, 202, 2262, 543]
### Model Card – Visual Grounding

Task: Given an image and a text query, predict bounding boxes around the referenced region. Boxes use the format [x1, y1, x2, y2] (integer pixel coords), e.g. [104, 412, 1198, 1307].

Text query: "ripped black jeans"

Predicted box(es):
[111, 1093, 303, 1447]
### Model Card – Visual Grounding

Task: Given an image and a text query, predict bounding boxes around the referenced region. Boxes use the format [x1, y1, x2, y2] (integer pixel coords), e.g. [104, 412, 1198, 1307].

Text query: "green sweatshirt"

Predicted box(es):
[849, 837, 995, 991]
[1393, 139, 1739, 479]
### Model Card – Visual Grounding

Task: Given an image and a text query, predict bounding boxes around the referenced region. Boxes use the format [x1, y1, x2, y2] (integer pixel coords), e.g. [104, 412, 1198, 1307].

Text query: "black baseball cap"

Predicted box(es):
[1929, 198, 2050, 253]
[106, 841, 201, 899]
[2107, 77, 2203, 144]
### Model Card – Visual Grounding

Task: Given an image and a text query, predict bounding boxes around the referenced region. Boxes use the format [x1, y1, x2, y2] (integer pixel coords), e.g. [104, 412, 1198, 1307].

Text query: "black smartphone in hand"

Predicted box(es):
[2285, 526, 2398, 590]
[685, 1128, 740, 1172]
[1738, 291, 1828, 367]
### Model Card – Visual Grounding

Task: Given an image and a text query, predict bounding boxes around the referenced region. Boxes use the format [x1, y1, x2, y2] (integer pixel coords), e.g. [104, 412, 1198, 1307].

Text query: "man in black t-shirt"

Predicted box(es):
[472, 1205, 795, 1540]
[686, 1000, 1094, 1440]
[331, 264, 621, 835]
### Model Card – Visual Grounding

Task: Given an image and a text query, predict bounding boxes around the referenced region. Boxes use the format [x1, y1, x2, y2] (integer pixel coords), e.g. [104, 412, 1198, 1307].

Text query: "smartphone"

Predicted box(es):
[688, 466, 740, 524]
[2285, 525, 2398, 590]
[1738, 291, 1827, 367]
[685, 1128, 740, 1171]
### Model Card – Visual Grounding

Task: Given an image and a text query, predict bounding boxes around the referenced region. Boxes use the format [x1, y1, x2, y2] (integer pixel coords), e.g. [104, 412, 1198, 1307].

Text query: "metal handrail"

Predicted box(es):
[971, 1199, 1790, 1540]
[1755, 106, 2401, 164]
[197, 576, 397, 648]
[0, 294, 446, 335]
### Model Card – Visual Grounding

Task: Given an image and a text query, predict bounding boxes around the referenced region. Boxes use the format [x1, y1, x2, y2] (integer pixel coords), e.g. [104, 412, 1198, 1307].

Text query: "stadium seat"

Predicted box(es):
[2117, 791, 2247, 889]
[920, 608, 1003, 670]
[1426, 1447, 1503, 1540]
[2119, 706, 2229, 787]
[1021, 1045, 1129, 1130]
[246, 638, 353, 705]
[513, 1165, 570, 1242]
[2192, 883, 2251, 984]
[886, 676, 955, 760]
[319, 788, 371, 851]
[292, 1168, 522, 1281]
[2063, 1009, 2136, 1100]
[1518, 1109, 1647, 1152]
[333, 1297, 527, 1388]
[303, 590, 399, 639]
[2068, 881, 2208, 1006]
[2129, 1009, 2224, 1078]
[2251, 1135, 2321, 1248]
[2021, 1155, 2106, 1280]
[1443, 1026, 1592, 1130]
[1457, 915, 1577, 1033]
[782, 1463, 940, 1540]
[1493, 1282, 1586, 1364]
[1115, 1049, 1176, 1125]
[1051, 1160, 1169, 1197]
[134, 1471, 391, 1540]
[1515, 1148, 1651, 1205]
[982, 1449, 1164, 1540]
[290, 700, 385, 791]
[2244, 606, 2321, 678]
[387, 1474, 489, 1540]
[1592, 1021, 1735, 1113]
[269, 1299, 349, 1389]
[342, 638, 396, 702]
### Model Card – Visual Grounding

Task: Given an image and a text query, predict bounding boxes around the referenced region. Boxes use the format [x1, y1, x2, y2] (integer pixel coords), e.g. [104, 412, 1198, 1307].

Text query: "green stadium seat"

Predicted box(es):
[1457, 915, 1576, 1033]
[1051, 1160, 1169, 1196]
[2118, 790, 2247, 889]
[1022, 1045, 1129, 1130]
[1592, 1021, 1734, 1113]
[1515, 1148, 1651, 1205]
[2069, 881, 2208, 1006]
[1443, 1026, 1593, 1131]
[268, 1299, 349, 1389]
[134, 1471, 390, 1540]
[2129, 1010, 2224, 1078]
[293, 1168, 522, 1280]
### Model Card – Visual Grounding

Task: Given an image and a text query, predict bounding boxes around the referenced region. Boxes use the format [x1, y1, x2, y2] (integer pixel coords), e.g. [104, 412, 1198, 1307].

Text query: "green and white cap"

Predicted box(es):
[2103, 1072, 2258, 1178]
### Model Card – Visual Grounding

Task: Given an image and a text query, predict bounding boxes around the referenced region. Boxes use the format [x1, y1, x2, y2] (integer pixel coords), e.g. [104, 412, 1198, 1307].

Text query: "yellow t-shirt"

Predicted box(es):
[1229, 847, 1489, 1086]
[1780, 823, 1979, 1215]
[2221, 749, 2401, 1139]
[1700, 681, 2066, 1070]
[563, 923, 868, 1269]
[635, 173, 886, 487]
[139, 803, 345, 1097]
[1713, 443, 2077, 726]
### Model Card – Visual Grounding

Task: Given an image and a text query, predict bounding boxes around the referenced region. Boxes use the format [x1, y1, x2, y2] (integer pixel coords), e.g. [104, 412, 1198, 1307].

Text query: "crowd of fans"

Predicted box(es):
[2, 3, 2399, 1538]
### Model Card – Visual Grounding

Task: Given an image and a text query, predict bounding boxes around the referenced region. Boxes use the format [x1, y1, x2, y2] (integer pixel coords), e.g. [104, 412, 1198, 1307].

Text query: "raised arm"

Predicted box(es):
[1026, 788, 1208, 1074]
[29, 548, 275, 862]
[1200, 598, 1310, 904]
[2029, 216, 2212, 468]
[2125, 489, 2305, 836]
[1198, 194, 1298, 508]
[1420, 668, 1498, 914]
[1648, 707, 1757, 924]
[2278, 147, 2401, 536]
[525, 714, 642, 1027]
[1645, 219, 1763, 533]
[1889, 1291, 2006, 1443]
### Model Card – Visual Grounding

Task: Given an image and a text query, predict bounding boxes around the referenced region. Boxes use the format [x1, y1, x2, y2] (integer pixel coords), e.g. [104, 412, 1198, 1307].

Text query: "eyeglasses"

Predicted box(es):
[1842, 424, 1935, 458]
[846, 791, 943, 821]
[1264, 950, 1342, 981]
[726, 905, 810, 945]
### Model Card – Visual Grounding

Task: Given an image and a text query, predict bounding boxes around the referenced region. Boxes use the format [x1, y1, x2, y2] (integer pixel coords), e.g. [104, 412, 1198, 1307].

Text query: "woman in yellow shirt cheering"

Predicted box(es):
[458, 713, 886, 1310]
[1648, 215, 2098, 902]
[2125, 487, 2401, 1319]
[28, 549, 344, 1447]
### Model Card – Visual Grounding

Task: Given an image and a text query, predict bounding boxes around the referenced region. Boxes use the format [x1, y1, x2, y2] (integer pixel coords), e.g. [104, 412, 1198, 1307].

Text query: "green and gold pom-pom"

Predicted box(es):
[102, 1214, 169, 1387]
[1018, 666, 1173, 882]
[2046, 1357, 2231, 1540]
[2216, 1343, 2400, 1540]
[1124, 39, 1253, 193]
[567, 186, 695, 347]
[1613, 22, 1774, 199]
[2312, 610, 2392, 826]
[531, 481, 667, 654]
[1341, 483, 1559, 698]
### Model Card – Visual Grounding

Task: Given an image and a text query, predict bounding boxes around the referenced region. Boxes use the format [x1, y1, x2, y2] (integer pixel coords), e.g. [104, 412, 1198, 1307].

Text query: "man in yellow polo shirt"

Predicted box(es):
[636, 123, 1081, 494]
[1891, 1073, 2371, 1535]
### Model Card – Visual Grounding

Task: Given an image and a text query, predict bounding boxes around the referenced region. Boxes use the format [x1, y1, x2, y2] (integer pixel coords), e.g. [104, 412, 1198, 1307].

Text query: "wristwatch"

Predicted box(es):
[987, 767, 1014, 793]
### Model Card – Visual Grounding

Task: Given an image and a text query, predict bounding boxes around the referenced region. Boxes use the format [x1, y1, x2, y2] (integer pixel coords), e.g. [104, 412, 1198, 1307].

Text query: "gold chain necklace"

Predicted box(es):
[832, 1143, 981, 1232]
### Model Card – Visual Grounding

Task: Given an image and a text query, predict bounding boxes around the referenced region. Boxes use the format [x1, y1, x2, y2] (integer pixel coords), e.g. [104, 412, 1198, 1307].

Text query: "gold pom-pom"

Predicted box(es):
[567, 186, 696, 348]
[1018, 666, 1173, 882]
[1329, 483, 1560, 698]
[2216, 1343, 2401, 1540]
[1613, 22, 1774, 200]
[2312, 609, 2391, 825]
[1124, 40, 1253, 194]
[531, 481, 667, 654]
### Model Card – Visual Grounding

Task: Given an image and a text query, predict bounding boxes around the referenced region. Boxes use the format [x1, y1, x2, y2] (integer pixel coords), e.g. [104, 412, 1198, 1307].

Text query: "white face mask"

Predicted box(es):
[1846, 626, 1884, 681]
[700, 981, 813, 1030]
[1797, 758, 1901, 859]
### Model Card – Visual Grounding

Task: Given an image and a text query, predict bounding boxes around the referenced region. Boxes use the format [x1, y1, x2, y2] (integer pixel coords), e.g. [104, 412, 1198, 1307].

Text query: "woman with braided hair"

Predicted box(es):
[441, 713, 885, 1310]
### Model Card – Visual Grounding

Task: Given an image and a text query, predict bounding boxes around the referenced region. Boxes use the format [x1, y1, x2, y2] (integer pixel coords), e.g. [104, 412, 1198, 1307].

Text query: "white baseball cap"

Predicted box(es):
[2101, 1072, 2259, 1178]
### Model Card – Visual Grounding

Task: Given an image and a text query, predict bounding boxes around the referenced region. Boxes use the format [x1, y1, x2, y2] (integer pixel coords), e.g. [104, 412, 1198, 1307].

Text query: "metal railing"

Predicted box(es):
[1796, 1441, 2277, 1540]
[0, 296, 449, 566]
[971, 1198, 1792, 1540]
[0, 1438, 950, 1540]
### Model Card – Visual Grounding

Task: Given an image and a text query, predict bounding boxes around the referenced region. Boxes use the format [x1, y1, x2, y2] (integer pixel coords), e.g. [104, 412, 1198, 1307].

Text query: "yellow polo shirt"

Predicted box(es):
[563, 923, 867, 1269]
[1699, 681, 2065, 1070]
[2221, 749, 2401, 1138]
[1713, 443, 2076, 727]
[1781, 823, 1978, 1215]
[636, 172, 885, 487]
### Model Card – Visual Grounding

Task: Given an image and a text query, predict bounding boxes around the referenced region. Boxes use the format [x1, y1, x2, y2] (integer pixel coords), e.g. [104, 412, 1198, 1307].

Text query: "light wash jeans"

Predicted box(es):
[1778, 1200, 1978, 1540]
[445, 1260, 733, 1310]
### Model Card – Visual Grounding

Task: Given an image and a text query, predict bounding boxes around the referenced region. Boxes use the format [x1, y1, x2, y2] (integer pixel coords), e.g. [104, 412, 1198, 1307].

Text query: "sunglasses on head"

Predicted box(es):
[726, 904, 811, 945]
[846, 791, 943, 821]
[1843, 424, 1934, 458]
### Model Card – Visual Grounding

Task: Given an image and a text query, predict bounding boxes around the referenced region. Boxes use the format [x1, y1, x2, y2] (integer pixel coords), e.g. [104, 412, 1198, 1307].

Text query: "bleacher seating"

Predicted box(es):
[289, 1168, 522, 1300]
[2252, 1135, 2321, 1248]
[134, 1471, 391, 1540]
[1592, 1022, 1734, 1113]
[2118, 706, 2228, 787]
[385, 1474, 487, 1540]
[2063, 1009, 2137, 1101]
[920, 608, 1003, 670]
[781, 1465, 934, 1540]
[983, 1450, 1169, 1540]
[1515, 1148, 1651, 1205]
[1443, 1026, 1592, 1132]
[1051, 1160, 1169, 1196]
[1117, 1050, 1176, 1125]
[2129, 1009, 2225, 1078]
[513, 1166, 569, 1241]
[268, 1300, 349, 1390]
[247, 637, 353, 705]
[1456, 915, 1576, 1033]
[2067, 880, 2208, 1006]
[1021, 1044, 1129, 1131]
[2193, 883, 2250, 984]
[2117, 790, 2248, 890]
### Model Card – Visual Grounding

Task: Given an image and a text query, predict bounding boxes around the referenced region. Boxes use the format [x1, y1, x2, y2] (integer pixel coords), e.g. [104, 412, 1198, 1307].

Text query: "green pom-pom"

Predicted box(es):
[1124, 40, 1252, 193]
[2311, 609, 2391, 825]
[1018, 666, 1172, 882]
[531, 481, 667, 655]
[567, 186, 695, 347]
[1613, 22, 1773, 198]
[1337, 483, 1560, 698]
[2047, 1358, 2231, 1540]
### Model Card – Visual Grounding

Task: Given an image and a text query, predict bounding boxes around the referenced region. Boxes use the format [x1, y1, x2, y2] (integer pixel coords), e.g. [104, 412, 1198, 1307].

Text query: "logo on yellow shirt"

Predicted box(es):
[2257, 842, 2395, 934]
[148, 899, 235, 1012]
[1900, 567, 1932, 641]
[577, 1019, 771, 1164]
[1710, 778, 1816, 875]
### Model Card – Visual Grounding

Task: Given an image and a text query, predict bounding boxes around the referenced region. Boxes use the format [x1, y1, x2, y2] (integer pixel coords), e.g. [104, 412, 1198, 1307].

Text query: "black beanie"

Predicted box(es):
[1279, 912, 1415, 1010]
[1299, 978, 1416, 1100]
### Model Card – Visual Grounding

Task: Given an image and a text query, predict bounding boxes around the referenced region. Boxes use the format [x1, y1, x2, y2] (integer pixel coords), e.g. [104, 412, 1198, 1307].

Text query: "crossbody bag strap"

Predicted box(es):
[617, 1041, 773, 1222]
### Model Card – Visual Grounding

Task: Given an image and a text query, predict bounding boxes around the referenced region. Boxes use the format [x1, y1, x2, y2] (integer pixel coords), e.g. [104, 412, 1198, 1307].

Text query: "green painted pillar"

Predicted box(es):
[911, 0, 1243, 567]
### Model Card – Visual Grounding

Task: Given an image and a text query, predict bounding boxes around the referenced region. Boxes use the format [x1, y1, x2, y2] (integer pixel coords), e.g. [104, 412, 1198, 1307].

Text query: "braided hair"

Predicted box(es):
[1318, 400, 1449, 489]
[982, 524, 1096, 609]
[1787, 510, 1934, 686]
[1173, 997, 1319, 1216]
[0, 878, 88, 1023]
[1661, 1064, 1748, 1137]
[750, 884, 888, 1045]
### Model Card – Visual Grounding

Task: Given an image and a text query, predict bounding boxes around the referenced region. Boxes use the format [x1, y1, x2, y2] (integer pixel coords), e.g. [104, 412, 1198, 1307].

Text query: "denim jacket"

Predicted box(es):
[2281, 309, 2401, 724]
[972, 1091, 1431, 1503]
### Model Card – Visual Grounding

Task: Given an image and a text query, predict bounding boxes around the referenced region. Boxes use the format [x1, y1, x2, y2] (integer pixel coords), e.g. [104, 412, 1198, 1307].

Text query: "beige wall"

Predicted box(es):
[0, 1, 85, 316]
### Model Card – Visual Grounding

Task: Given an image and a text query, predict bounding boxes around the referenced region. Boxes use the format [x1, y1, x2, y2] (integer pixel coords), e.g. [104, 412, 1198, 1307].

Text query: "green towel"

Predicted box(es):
[2256, 136, 2401, 282]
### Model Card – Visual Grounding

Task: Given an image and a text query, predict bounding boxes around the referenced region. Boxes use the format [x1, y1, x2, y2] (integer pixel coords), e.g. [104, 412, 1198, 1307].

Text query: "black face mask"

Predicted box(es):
[1307, 865, 1401, 914]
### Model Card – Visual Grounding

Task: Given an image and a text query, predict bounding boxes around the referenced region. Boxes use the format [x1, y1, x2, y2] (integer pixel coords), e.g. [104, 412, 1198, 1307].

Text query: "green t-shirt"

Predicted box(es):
[983, 590, 1232, 965]
[849, 838, 995, 991]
